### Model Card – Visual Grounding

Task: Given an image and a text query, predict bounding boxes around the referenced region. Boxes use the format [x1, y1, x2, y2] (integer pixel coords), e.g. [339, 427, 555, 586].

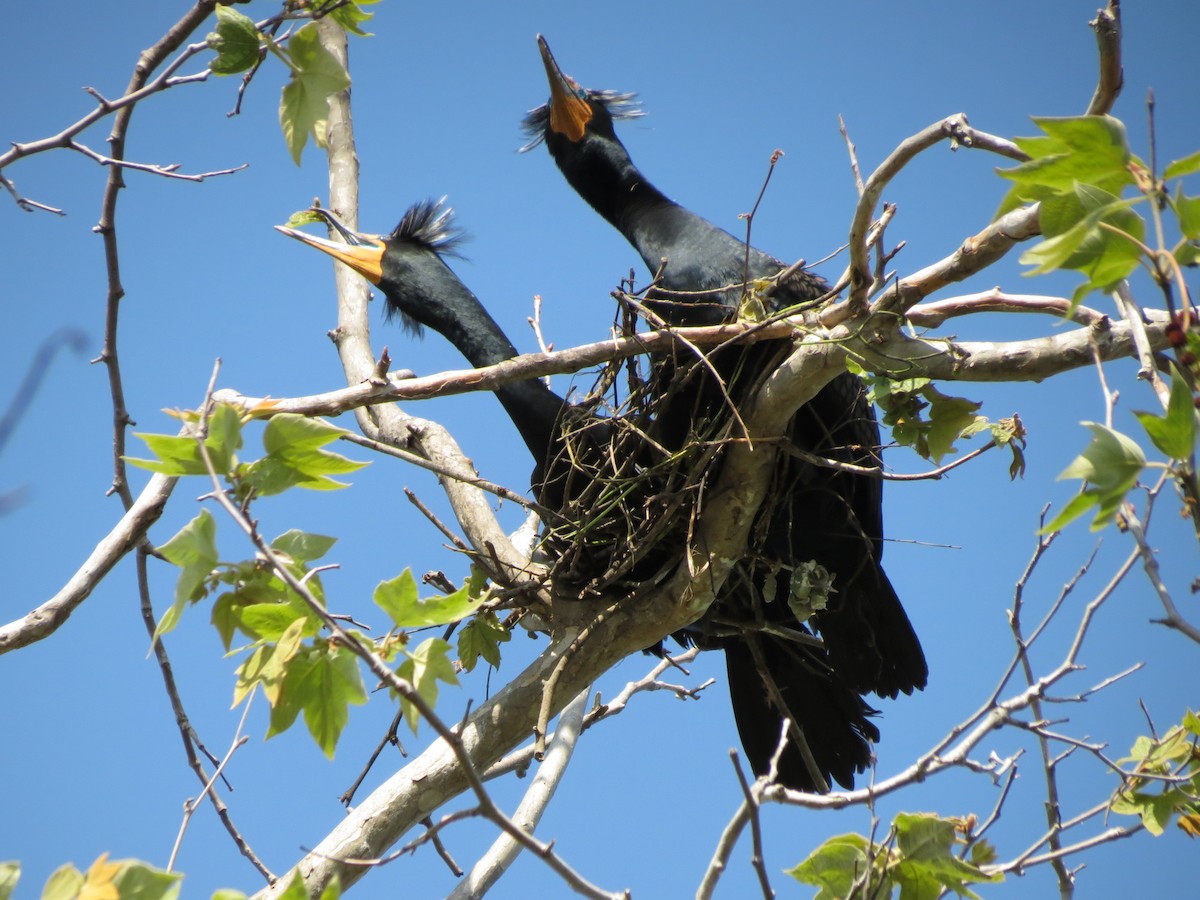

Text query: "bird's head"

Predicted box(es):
[275, 200, 465, 335]
[520, 34, 641, 154]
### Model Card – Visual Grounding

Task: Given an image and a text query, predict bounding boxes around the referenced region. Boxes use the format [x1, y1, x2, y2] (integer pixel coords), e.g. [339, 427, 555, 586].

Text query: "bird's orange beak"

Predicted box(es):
[537, 34, 592, 142]
[275, 223, 386, 285]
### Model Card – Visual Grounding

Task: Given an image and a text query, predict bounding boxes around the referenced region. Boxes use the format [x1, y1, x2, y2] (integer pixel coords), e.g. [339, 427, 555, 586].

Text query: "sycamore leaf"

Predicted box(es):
[458, 611, 511, 672]
[238, 602, 318, 642]
[125, 434, 209, 476]
[262, 413, 346, 453]
[397, 637, 459, 734]
[243, 414, 366, 494]
[1042, 422, 1145, 532]
[155, 510, 219, 638]
[375, 568, 476, 628]
[925, 388, 983, 463]
[294, 642, 367, 757]
[127, 407, 242, 477]
[1019, 189, 1143, 283]
[271, 529, 337, 565]
[1134, 375, 1198, 461]
[111, 860, 182, 900]
[265, 653, 309, 738]
[279, 23, 350, 165]
[42, 864, 84, 900]
[1173, 185, 1200, 241]
[277, 873, 313, 900]
[318, 0, 379, 37]
[893, 813, 1003, 897]
[786, 833, 872, 899]
[0, 862, 17, 900]
[1165, 149, 1200, 180]
[206, 5, 261, 76]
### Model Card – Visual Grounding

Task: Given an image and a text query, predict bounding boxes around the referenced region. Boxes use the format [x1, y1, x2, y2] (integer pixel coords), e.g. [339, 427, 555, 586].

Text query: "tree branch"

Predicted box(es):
[0, 473, 176, 654]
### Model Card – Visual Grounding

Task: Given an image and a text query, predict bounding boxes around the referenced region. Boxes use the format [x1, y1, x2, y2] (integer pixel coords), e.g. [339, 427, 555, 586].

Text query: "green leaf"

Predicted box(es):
[271, 529, 337, 565]
[458, 611, 511, 672]
[239, 602, 315, 642]
[1134, 375, 1198, 460]
[318, 873, 344, 900]
[1184, 710, 1200, 737]
[262, 413, 346, 454]
[1019, 188, 1143, 284]
[41, 864, 84, 900]
[279, 23, 351, 165]
[925, 389, 983, 463]
[397, 637, 459, 733]
[206, 5, 262, 76]
[212, 891, 248, 900]
[155, 510, 220, 638]
[293, 642, 367, 757]
[1044, 422, 1146, 531]
[1001, 116, 1132, 191]
[1173, 186, 1200, 241]
[243, 414, 366, 494]
[283, 209, 327, 229]
[893, 813, 1003, 898]
[1174, 241, 1200, 267]
[786, 833, 872, 899]
[127, 409, 242, 477]
[1165, 149, 1200, 180]
[1040, 491, 1098, 534]
[317, 0, 378, 37]
[375, 568, 477, 628]
[126, 433, 209, 476]
[969, 839, 998, 867]
[265, 655, 308, 737]
[205, 404, 244, 475]
[276, 872, 313, 900]
[112, 859, 183, 900]
[0, 862, 18, 900]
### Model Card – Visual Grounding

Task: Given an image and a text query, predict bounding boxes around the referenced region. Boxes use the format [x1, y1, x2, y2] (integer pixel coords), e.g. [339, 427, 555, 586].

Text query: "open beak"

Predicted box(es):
[275, 214, 386, 285]
[537, 34, 592, 142]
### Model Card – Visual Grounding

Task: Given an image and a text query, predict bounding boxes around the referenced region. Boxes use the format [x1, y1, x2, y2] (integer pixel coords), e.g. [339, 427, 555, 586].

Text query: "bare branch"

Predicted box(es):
[449, 687, 591, 899]
[846, 115, 1029, 306]
[1086, 0, 1124, 116]
[68, 140, 248, 182]
[907, 290, 1107, 328]
[0, 473, 176, 654]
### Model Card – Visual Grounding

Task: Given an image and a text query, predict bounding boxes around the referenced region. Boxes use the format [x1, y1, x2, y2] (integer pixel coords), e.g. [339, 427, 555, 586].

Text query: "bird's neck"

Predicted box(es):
[553, 135, 698, 268]
[431, 288, 565, 463]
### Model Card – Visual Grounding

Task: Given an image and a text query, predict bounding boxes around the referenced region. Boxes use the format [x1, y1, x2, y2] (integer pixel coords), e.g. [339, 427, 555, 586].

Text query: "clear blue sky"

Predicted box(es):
[3, 1, 1196, 897]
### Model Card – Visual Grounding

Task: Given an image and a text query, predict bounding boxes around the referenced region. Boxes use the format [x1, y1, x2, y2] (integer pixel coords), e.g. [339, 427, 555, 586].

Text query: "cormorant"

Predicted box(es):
[276, 201, 572, 507]
[525, 36, 927, 791]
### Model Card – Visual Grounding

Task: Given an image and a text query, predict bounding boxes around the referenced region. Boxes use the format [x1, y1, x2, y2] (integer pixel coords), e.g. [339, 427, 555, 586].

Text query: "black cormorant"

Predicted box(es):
[525, 36, 927, 791]
[276, 201, 572, 506]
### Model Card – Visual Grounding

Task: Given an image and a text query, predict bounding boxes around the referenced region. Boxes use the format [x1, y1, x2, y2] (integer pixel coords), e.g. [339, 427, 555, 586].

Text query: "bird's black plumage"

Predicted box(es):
[527, 36, 927, 791]
[277, 201, 571, 506]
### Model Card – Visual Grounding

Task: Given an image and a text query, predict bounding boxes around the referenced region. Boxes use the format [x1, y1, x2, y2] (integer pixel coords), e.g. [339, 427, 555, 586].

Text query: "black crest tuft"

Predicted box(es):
[519, 90, 642, 152]
[391, 198, 467, 257]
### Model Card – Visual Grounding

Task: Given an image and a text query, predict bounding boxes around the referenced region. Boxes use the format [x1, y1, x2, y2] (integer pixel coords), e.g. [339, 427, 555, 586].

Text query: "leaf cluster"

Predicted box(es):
[0, 854, 182, 900]
[999, 115, 1200, 309]
[787, 812, 1002, 899]
[1110, 710, 1200, 838]
[206, 3, 379, 163]
[846, 361, 1025, 473]
[126, 405, 511, 757]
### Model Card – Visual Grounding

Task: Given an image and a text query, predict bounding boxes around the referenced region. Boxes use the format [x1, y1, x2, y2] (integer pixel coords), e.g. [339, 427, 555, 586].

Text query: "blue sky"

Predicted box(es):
[3, 1, 1197, 897]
